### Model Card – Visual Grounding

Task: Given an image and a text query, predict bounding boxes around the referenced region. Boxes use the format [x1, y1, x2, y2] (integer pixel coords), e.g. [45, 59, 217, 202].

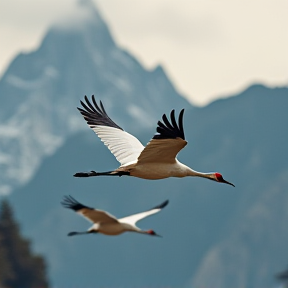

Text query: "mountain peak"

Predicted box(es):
[78, 0, 94, 7]
[39, 0, 115, 58]
[50, 0, 104, 33]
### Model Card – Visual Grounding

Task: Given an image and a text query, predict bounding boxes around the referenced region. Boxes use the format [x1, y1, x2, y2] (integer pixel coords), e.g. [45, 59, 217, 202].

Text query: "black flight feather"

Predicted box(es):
[77, 95, 123, 130]
[162, 114, 174, 130]
[61, 195, 93, 212]
[170, 110, 178, 130]
[151, 200, 169, 210]
[153, 109, 185, 140]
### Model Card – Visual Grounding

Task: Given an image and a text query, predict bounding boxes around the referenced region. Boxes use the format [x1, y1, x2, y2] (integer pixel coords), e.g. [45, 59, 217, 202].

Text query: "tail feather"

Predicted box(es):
[73, 170, 130, 177]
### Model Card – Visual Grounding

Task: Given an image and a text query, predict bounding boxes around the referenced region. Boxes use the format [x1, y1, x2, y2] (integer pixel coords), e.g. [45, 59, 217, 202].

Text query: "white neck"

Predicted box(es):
[130, 227, 147, 235]
[122, 223, 142, 233]
[186, 167, 215, 180]
[175, 161, 216, 180]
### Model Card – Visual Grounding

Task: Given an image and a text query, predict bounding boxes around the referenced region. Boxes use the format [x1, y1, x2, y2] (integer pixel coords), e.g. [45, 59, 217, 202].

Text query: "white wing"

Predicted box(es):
[77, 96, 144, 166]
[92, 126, 144, 166]
[118, 200, 169, 226]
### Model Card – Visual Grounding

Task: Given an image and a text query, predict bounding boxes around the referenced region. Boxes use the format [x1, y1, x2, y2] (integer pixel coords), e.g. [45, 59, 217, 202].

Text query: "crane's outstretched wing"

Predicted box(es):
[61, 195, 118, 224]
[77, 95, 144, 166]
[118, 200, 169, 225]
[137, 109, 187, 164]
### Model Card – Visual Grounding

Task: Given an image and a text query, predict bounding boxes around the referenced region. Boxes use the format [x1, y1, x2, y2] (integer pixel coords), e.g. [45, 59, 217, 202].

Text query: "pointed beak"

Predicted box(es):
[147, 231, 162, 237]
[223, 179, 235, 187]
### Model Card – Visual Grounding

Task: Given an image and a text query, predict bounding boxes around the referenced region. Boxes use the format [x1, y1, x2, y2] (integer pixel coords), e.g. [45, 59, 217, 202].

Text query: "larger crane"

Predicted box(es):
[74, 95, 234, 186]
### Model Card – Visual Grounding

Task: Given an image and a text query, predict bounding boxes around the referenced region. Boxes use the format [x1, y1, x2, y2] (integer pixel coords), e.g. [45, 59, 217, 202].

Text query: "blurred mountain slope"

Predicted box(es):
[9, 84, 288, 287]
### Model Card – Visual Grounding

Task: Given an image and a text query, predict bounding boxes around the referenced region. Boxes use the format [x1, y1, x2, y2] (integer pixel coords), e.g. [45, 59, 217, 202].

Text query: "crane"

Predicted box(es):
[61, 195, 168, 237]
[74, 95, 234, 186]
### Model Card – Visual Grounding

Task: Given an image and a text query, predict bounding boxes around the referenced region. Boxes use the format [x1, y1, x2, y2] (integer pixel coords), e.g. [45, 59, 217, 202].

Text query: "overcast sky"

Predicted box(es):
[1, 0, 287, 105]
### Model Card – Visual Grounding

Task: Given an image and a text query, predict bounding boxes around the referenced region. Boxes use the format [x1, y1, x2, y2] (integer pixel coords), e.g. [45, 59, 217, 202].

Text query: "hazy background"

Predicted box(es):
[0, 0, 288, 287]
[1, 0, 288, 105]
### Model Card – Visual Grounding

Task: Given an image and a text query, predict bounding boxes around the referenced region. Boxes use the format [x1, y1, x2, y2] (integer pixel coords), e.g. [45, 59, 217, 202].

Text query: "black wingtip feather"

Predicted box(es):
[178, 109, 185, 134]
[170, 110, 178, 130]
[77, 96, 123, 130]
[162, 114, 174, 130]
[151, 200, 169, 210]
[153, 109, 185, 140]
[61, 195, 92, 211]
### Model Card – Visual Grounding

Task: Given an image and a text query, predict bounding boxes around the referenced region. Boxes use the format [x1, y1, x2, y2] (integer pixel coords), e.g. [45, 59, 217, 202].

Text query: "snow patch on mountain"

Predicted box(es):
[128, 104, 153, 128]
[0, 97, 64, 195]
[6, 75, 42, 90]
[44, 66, 59, 79]
[111, 49, 138, 70]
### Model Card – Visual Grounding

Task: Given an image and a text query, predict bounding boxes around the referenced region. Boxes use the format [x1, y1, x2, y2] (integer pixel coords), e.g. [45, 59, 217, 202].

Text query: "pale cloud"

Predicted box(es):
[1, 0, 287, 105]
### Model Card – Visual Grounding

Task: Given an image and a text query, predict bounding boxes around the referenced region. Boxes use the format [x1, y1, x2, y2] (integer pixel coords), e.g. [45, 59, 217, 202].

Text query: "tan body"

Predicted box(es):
[119, 161, 194, 180]
[91, 222, 135, 236]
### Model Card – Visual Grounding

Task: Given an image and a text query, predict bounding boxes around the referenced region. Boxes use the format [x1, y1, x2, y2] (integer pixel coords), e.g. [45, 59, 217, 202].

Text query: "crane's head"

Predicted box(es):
[146, 229, 162, 237]
[214, 173, 235, 187]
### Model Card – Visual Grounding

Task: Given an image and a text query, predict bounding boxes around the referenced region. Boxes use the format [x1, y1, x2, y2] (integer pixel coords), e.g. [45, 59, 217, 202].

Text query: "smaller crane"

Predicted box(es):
[61, 195, 168, 237]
